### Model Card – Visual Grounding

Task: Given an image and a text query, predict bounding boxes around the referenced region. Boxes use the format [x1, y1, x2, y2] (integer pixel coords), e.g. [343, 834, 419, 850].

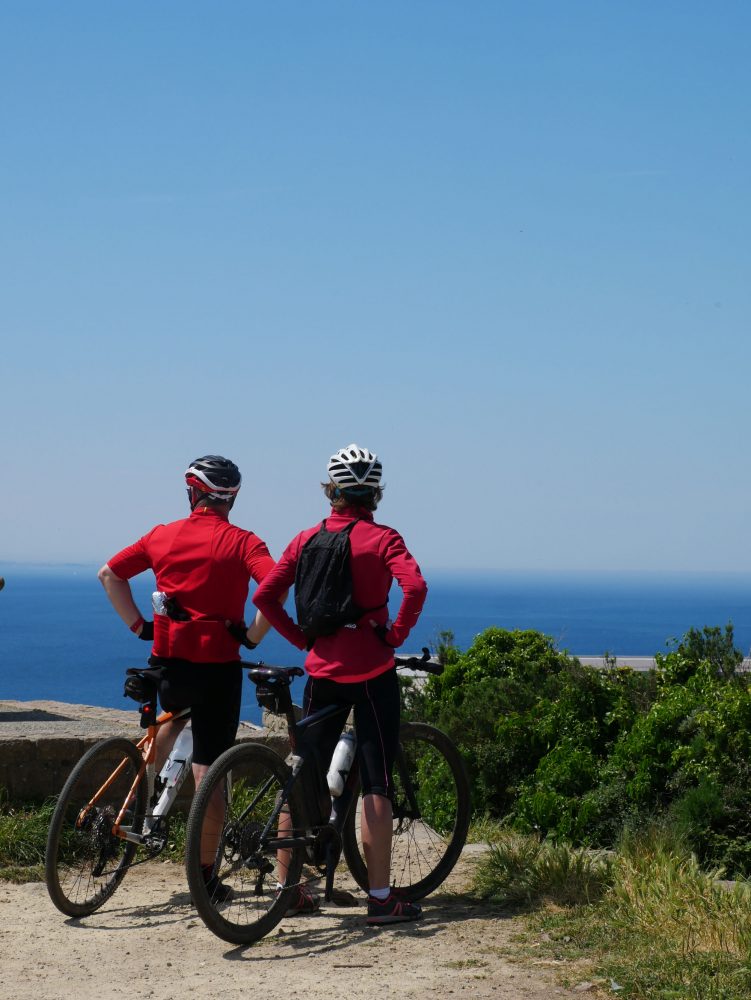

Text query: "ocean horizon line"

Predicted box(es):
[3, 570, 750, 714]
[3, 561, 751, 584]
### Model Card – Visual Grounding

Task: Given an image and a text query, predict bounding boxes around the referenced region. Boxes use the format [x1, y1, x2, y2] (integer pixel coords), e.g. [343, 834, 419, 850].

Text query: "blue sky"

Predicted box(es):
[2, 2, 750, 573]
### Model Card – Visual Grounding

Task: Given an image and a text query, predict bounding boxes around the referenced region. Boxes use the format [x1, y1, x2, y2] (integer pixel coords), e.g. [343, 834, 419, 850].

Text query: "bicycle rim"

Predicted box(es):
[342, 722, 471, 900]
[185, 743, 304, 945]
[45, 737, 146, 917]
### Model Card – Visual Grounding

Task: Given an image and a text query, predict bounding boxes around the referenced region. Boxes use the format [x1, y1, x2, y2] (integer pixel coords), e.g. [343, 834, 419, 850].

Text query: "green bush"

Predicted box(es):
[414, 628, 655, 842]
[593, 627, 751, 872]
[411, 623, 751, 877]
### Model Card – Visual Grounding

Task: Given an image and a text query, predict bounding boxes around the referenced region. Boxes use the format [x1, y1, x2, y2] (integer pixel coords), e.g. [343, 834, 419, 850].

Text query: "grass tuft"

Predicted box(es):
[0, 790, 188, 882]
[0, 795, 54, 873]
[609, 827, 751, 961]
[472, 829, 614, 907]
[529, 826, 751, 1000]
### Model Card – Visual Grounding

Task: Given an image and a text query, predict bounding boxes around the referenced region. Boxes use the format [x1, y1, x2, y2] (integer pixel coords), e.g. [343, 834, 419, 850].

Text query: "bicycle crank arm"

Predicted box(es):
[266, 835, 310, 850]
[118, 825, 148, 845]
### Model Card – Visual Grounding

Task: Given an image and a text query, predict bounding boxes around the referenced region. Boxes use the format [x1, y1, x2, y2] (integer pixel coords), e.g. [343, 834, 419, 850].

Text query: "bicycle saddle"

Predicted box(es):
[246, 665, 304, 686]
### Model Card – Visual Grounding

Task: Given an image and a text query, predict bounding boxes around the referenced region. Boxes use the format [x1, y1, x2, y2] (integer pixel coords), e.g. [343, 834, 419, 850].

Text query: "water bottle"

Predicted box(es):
[159, 724, 193, 788]
[327, 731, 357, 797]
[152, 591, 169, 616]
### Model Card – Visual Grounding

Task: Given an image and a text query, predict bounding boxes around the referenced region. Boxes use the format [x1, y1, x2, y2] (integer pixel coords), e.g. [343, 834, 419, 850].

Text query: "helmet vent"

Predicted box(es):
[349, 460, 374, 483]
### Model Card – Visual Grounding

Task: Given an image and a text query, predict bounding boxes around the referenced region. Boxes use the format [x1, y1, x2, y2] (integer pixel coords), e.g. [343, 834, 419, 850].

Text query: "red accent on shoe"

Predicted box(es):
[366, 892, 422, 925]
[285, 885, 321, 916]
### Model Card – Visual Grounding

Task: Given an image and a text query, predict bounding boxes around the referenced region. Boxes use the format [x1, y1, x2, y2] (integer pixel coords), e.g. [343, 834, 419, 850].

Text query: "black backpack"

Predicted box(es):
[294, 519, 374, 641]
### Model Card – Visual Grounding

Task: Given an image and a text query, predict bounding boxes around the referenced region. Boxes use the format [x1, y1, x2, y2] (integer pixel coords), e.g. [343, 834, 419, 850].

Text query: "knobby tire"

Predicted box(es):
[45, 736, 147, 917]
[342, 721, 470, 900]
[185, 742, 305, 945]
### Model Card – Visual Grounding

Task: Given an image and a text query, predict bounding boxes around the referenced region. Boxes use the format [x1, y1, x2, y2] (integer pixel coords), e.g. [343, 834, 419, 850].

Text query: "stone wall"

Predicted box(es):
[0, 700, 291, 804]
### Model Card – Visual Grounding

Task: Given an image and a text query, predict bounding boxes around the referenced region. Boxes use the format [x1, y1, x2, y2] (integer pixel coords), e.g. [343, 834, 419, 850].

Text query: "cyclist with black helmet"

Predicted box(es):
[253, 444, 428, 924]
[98, 455, 275, 899]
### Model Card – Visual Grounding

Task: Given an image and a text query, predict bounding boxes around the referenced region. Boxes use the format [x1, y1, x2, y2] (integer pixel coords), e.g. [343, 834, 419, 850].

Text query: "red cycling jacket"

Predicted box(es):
[253, 505, 428, 682]
[107, 505, 275, 663]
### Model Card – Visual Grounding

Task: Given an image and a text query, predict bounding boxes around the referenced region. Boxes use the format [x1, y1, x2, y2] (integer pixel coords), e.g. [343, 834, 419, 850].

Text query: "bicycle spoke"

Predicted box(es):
[342, 722, 470, 900]
[185, 743, 305, 945]
[46, 738, 147, 917]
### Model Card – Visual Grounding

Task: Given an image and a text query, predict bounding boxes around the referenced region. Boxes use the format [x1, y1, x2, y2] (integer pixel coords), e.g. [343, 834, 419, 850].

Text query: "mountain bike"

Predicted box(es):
[185, 650, 471, 945]
[45, 670, 194, 917]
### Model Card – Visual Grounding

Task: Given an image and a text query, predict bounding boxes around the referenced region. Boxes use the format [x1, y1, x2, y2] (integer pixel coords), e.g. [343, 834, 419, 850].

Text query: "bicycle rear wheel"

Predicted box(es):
[185, 743, 305, 945]
[45, 736, 147, 917]
[342, 721, 470, 900]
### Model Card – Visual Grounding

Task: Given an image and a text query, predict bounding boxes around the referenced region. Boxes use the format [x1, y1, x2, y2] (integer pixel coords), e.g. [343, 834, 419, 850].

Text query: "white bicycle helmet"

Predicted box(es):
[327, 443, 382, 489]
[185, 455, 242, 501]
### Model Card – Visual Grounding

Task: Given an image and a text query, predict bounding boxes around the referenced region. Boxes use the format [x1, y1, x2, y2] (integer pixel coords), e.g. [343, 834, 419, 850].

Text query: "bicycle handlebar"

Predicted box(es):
[242, 646, 443, 677]
[394, 647, 444, 676]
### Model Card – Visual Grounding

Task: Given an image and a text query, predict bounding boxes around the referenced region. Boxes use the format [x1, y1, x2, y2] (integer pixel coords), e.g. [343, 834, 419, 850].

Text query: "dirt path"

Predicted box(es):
[0, 849, 587, 1000]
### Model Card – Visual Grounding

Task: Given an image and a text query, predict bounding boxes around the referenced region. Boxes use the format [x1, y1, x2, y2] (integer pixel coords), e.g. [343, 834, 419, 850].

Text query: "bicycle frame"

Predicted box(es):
[238, 652, 444, 857]
[181, 650, 469, 942]
[202, 649, 446, 900]
[77, 706, 192, 847]
[251, 701, 348, 852]
[230, 696, 424, 858]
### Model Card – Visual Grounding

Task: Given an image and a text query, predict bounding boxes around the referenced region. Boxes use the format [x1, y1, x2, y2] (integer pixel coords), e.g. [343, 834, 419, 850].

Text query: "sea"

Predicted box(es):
[2, 565, 751, 726]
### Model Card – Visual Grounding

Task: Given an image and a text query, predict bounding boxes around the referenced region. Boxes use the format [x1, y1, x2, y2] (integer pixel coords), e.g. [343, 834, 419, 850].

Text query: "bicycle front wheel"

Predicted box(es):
[45, 736, 147, 917]
[185, 743, 305, 946]
[342, 721, 471, 900]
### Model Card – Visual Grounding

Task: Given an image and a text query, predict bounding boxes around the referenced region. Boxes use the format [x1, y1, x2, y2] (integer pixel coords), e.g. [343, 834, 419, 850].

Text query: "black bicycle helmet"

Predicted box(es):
[185, 455, 241, 501]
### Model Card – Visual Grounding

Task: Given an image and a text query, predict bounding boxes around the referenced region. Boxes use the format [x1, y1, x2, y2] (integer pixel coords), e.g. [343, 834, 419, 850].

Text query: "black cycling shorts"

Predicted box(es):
[297, 667, 400, 799]
[148, 656, 242, 766]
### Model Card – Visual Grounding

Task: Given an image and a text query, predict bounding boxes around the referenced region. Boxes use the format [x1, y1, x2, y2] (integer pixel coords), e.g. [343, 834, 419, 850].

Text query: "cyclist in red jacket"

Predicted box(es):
[98, 455, 274, 899]
[253, 443, 428, 924]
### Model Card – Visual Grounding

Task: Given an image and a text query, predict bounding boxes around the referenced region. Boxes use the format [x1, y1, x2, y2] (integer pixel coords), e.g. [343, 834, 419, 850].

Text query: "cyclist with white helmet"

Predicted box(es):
[98, 455, 275, 900]
[253, 444, 428, 924]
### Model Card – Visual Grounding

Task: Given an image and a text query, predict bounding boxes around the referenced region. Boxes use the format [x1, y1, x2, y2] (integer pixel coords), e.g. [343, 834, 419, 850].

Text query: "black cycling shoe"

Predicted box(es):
[366, 892, 422, 926]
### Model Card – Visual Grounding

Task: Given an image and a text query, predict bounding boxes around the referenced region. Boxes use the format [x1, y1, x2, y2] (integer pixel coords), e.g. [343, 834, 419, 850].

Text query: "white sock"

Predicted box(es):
[370, 887, 390, 901]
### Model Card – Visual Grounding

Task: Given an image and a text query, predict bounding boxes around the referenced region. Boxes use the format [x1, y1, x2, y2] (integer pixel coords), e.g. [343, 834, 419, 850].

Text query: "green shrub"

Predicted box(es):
[513, 738, 602, 841]
[591, 628, 751, 873]
[669, 770, 751, 877]
[424, 632, 627, 806]
[657, 623, 744, 684]
[410, 623, 751, 877]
